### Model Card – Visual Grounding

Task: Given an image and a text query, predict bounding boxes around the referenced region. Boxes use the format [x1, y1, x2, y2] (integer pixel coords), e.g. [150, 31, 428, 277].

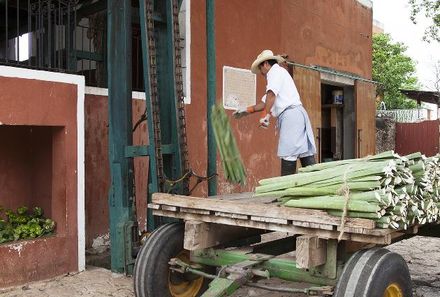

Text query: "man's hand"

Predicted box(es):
[233, 106, 254, 119]
[259, 114, 270, 128]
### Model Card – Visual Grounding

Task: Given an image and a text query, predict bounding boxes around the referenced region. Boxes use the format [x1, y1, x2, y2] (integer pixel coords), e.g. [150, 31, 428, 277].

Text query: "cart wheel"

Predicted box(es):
[133, 222, 209, 297]
[334, 247, 412, 297]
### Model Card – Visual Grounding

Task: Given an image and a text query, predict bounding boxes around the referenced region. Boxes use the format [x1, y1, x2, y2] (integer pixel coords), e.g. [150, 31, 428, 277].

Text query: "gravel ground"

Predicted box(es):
[1, 236, 440, 297]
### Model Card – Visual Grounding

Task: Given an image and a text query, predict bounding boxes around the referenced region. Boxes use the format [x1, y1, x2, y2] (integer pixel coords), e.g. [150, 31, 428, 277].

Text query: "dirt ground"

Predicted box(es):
[1, 236, 440, 297]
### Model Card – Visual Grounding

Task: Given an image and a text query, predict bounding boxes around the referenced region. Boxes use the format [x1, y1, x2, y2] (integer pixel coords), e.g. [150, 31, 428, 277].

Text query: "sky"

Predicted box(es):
[372, 0, 440, 91]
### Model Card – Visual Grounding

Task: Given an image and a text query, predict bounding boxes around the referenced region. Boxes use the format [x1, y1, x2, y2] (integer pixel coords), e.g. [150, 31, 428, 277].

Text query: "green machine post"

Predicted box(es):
[139, 0, 190, 230]
[107, 0, 136, 273]
[207, 0, 217, 196]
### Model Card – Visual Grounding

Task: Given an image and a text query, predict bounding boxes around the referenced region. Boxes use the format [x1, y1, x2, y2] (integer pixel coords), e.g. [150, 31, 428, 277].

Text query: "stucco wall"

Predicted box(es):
[84, 92, 148, 247]
[83, 0, 374, 245]
[0, 73, 82, 287]
[189, 0, 373, 196]
[281, 0, 373, 78]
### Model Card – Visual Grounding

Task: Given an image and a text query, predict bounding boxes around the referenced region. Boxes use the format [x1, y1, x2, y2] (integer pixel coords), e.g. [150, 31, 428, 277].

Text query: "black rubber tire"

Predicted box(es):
[133, 222, 209, 297]
[334, 247, 413, 297]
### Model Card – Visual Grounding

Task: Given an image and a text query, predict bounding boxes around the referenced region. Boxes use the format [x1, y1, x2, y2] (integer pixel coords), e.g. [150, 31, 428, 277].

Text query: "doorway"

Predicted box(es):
[320, 83, 355, 161]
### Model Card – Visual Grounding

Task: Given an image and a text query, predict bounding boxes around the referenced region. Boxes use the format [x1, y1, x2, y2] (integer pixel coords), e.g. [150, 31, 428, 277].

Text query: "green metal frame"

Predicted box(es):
[108, 0, 193, 272]
[167, 236, 341, 297]
[206, 0, 217, 196]
[191, 249, 339, 286]
[167, 244, 342, 297]
[139, 0, 188, 229]
[107, 0, 136, 273]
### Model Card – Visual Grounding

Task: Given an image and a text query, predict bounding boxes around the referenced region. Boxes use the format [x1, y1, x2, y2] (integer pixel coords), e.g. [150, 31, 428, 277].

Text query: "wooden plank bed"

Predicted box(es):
[149, 193, 402, 245]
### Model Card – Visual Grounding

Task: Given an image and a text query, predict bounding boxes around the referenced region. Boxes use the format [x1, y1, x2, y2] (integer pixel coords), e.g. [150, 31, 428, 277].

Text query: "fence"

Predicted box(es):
[376, 109, 428, 123]
[395, 120, 439, 157]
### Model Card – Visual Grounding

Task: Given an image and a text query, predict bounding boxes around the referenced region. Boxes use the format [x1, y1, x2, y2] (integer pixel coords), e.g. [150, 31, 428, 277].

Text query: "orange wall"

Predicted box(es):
[85, 95, 148, 247]
[188, 0, 373, 196]
[281, 0, 373, 78]
[86, 0, 373, 241]
[0, 76, 78, 287]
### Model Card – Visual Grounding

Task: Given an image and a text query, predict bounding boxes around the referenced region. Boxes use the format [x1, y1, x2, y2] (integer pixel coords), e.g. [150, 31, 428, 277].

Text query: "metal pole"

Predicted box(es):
[107, 0, 134, 273]
[206, 0, 217, 196]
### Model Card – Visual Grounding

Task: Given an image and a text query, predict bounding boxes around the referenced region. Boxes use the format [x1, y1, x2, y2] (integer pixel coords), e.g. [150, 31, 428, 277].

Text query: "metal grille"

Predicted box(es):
[0, 0, 106, 87]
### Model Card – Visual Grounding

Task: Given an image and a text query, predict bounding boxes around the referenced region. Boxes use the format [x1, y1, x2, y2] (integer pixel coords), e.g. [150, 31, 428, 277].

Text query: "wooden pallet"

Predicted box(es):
[150, 193, 398, 245]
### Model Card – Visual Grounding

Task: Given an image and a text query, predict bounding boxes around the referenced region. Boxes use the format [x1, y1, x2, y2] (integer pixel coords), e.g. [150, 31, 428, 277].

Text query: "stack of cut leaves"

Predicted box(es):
[406, 153, 440, 225]
[211, 104, 246, 185]
[0, 206, 56, 244]
[255, 151, 440, 230]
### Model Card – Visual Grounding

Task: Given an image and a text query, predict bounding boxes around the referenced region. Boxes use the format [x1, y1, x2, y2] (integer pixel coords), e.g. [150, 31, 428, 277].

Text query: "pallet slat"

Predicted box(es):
[152, 209, 392, 245]
[152, 193, 375, 229]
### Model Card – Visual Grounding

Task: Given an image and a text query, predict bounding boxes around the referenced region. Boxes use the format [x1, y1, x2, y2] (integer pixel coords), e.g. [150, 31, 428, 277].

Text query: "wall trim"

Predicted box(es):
[85, 86, 146, 100]
[0, 65, 86, 272]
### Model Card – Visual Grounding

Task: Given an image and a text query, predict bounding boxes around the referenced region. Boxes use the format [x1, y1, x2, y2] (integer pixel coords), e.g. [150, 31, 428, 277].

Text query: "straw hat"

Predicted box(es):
[250, 50, 284, 74]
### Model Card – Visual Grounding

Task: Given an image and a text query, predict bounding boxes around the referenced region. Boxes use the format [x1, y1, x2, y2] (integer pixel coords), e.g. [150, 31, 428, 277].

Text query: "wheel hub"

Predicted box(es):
[383, 283, 403, 297]
[168, 251, 204, 297]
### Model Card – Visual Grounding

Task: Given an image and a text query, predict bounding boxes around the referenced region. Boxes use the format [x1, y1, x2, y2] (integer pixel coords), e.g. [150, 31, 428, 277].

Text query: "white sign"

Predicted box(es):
[222, 66, 256, 110]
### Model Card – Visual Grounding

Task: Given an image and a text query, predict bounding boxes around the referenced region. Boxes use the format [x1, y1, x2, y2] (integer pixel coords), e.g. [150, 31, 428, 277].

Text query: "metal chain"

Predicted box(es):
[146, 0, 165, 191]
[171, 0, 190, 194]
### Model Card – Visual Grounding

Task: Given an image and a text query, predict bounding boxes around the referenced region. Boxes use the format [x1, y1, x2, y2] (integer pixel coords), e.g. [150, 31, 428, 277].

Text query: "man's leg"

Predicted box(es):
[281, 159, 297, 176]
[300, 155, 316, 168]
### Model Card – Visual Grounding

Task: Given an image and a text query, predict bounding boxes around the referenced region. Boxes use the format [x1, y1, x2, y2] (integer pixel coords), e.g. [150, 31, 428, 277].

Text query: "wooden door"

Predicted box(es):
[355, 80, 376, 157]
[292, 66, 322, 161]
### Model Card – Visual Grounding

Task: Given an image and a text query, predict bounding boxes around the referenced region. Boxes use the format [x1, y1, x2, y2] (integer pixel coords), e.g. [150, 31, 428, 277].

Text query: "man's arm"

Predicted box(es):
[264, 90, 276, 115]
[246, 90, 275, 113]
[233, 96, 266, 118]
[248, 101, 266, 113]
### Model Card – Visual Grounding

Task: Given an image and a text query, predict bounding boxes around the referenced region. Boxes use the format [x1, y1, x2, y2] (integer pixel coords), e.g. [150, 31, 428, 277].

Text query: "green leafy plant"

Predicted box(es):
[0, 206, 55, 244]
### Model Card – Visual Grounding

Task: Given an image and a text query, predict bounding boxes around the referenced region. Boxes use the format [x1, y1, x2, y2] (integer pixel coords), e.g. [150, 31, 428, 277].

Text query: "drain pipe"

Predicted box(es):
[206, 0, 217, 196]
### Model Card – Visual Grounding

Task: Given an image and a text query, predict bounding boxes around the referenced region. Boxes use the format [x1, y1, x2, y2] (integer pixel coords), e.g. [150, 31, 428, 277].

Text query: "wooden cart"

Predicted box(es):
[133, 192, 419, 297]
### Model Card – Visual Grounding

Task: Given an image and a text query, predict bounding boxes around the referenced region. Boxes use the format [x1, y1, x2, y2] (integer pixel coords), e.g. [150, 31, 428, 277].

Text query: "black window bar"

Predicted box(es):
[0, 0, 107, 88]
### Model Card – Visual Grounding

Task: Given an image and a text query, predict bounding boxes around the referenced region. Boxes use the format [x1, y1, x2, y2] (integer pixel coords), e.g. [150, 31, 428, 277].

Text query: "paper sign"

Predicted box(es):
[222, 66, 256, 110]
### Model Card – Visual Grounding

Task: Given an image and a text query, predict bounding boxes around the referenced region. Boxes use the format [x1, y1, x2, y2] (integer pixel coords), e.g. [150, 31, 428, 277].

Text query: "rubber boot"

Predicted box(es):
[281, 159, 297, 176]
[300, 155, 316, 168]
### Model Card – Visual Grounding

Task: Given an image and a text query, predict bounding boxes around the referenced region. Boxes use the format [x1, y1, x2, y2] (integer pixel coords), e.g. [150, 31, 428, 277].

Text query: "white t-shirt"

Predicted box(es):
[265, 64, 302, 117]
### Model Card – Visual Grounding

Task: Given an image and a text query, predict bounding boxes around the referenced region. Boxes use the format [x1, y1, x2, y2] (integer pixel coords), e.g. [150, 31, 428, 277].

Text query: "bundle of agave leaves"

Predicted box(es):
[255, 151, 440, 230]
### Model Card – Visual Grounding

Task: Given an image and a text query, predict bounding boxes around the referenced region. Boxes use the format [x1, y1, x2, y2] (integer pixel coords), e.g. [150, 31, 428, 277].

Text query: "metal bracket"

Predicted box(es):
[123, 221, 140, 275]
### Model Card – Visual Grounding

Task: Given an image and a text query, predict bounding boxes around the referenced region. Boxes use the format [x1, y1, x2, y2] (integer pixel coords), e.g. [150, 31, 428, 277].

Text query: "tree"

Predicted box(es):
[373, 33, 420, 109]
[408, 0, 440, 43]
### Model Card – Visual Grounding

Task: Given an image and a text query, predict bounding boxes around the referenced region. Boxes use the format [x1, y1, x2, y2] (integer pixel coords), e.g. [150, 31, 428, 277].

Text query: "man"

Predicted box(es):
[234, 49, 316, 176]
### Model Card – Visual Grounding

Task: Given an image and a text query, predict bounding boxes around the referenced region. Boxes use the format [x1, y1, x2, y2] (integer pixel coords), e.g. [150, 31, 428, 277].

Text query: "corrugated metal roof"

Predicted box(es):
[400, 89, 440, 105]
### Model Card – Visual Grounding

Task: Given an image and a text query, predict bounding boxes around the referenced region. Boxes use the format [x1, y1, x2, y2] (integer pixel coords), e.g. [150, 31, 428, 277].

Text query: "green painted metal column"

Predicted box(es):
[107, 0, 135, 273]
[207, 0, 217, 196]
